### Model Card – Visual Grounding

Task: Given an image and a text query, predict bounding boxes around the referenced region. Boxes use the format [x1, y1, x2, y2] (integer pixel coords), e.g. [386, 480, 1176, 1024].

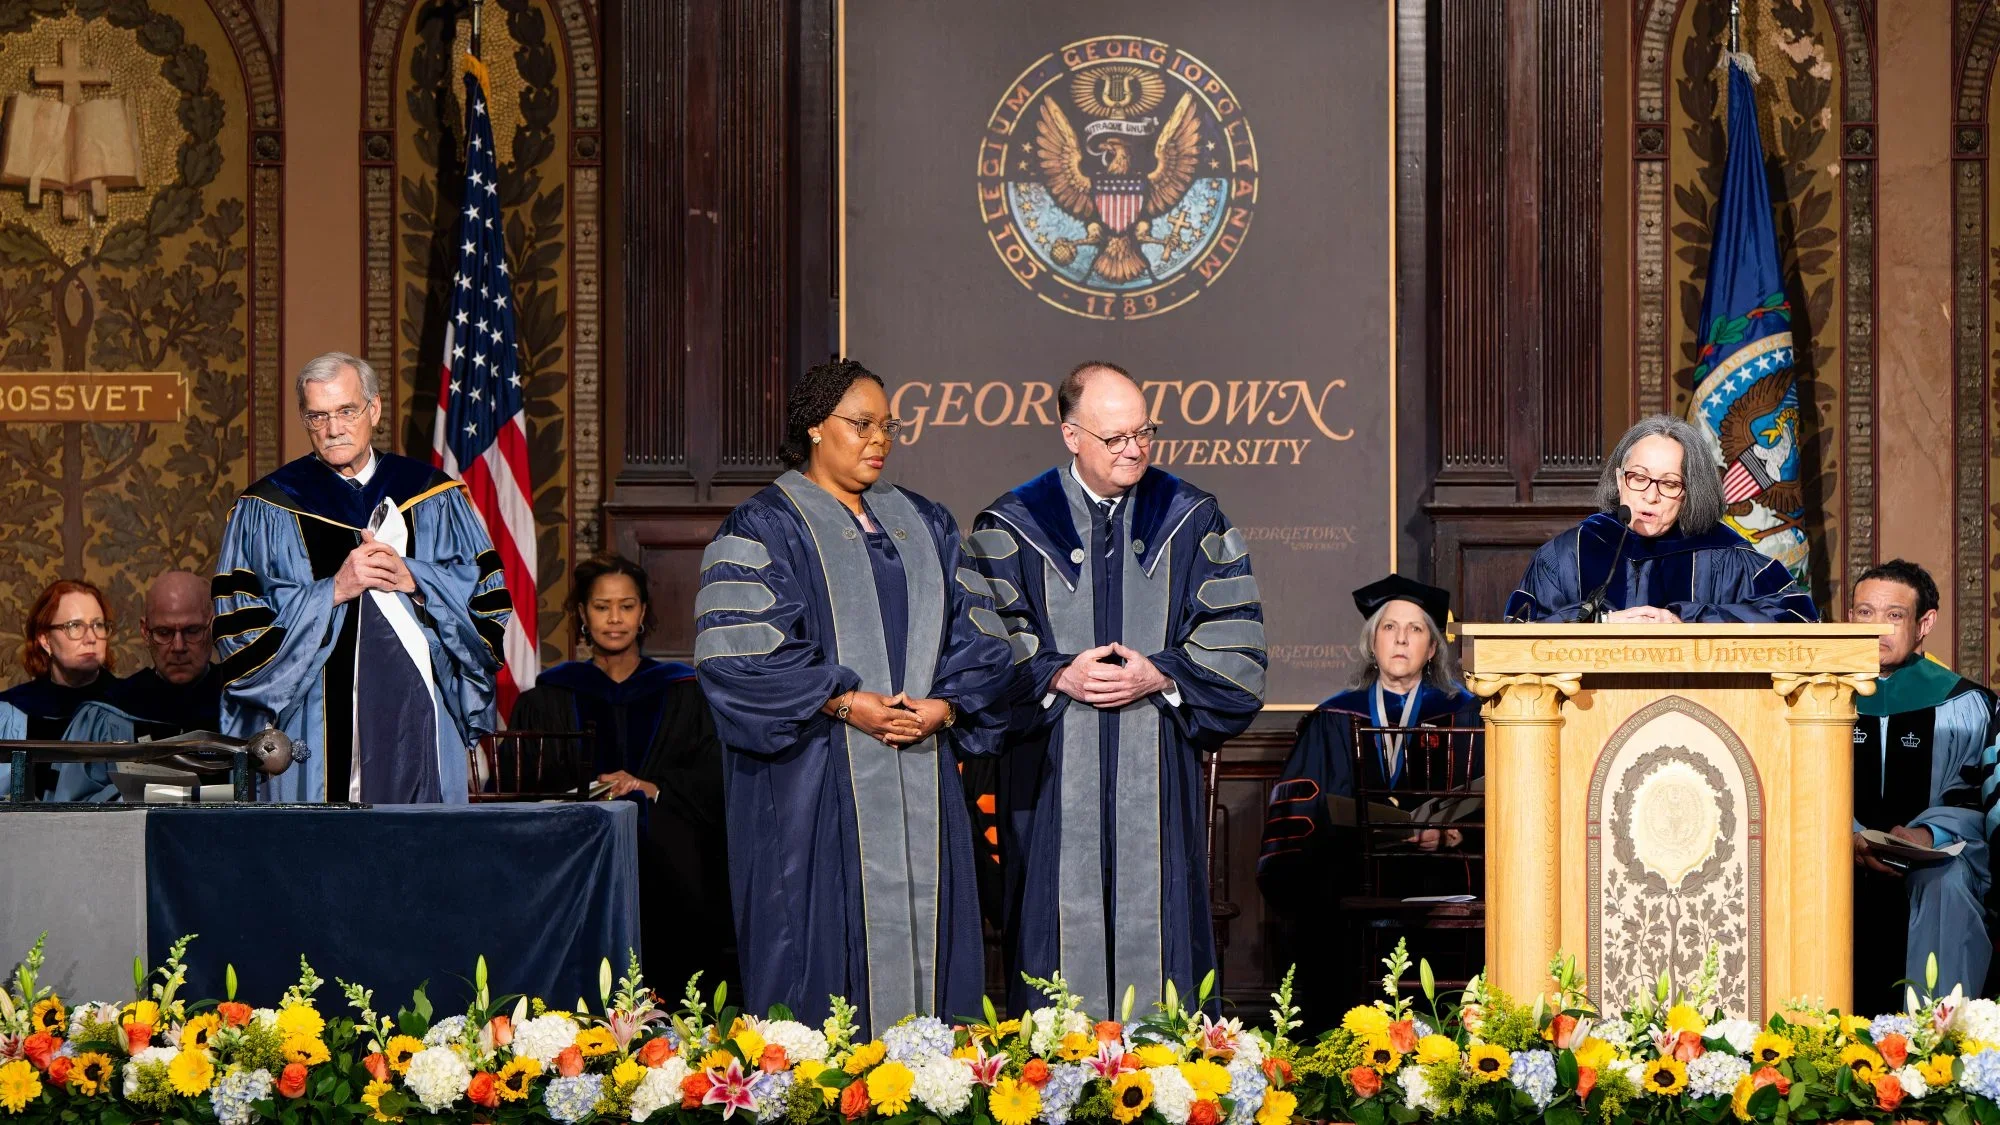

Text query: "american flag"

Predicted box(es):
[432, 61, 537, 714]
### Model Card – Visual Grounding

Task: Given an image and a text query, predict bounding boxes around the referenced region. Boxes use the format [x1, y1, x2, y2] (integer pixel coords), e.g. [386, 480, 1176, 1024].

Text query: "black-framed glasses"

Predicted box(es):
[302, 404, 368, 431]
[46, 618, 110, 640]
[826, 413, 903, 440]
[1621, 469, 1686, 499]
[146, 623, 211, 646]
[1069, 422, 1161, 454]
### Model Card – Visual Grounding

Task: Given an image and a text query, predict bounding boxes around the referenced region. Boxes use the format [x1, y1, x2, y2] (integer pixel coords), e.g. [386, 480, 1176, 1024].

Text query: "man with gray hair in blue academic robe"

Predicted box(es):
[970, 360, 1266, 1017]
[1849, 559, 2000, 1005]
[210, 351, 512, 802]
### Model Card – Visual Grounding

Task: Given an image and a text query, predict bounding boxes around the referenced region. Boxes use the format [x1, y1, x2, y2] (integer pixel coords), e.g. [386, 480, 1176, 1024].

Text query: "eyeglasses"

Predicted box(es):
[1070, 423, 1161, 454]
[302, 404, 368, 431]
[146, 624, 211, 646]
[46, 618, 110, 640]
[826, 413, 903, 440]
[1621, 469, 1686, 499]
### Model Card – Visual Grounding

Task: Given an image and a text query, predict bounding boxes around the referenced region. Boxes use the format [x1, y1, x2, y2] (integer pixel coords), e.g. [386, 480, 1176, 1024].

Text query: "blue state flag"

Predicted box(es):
[1688, 57, 1809, 580]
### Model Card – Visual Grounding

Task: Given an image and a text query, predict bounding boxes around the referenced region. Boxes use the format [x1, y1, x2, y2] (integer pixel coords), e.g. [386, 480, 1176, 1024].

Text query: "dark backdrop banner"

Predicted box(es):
[843, 0, 1397, 706]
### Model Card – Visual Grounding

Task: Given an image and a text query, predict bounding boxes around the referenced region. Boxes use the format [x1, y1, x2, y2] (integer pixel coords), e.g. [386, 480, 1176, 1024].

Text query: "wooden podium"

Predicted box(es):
[1459, 623, 1883, 1018]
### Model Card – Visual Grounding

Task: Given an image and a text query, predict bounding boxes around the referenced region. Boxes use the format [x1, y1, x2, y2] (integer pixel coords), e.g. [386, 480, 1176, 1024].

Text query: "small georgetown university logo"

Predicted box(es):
[977, 36, 1258, 321]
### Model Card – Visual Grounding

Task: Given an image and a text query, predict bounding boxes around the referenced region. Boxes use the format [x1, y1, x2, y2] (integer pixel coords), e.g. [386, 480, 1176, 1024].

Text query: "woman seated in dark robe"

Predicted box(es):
[693, 358, 1013, 1035]
[1506, 414, 1818, 623]
[1, 579, 118, 801]
[1257, 574, 1482, 1020]
[509, 556, 737, 993]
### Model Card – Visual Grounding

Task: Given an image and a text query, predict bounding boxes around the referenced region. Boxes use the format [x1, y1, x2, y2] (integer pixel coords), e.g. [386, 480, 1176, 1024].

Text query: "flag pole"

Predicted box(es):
[1729, 0, 1740, 53]
[470, 0, 482, 60]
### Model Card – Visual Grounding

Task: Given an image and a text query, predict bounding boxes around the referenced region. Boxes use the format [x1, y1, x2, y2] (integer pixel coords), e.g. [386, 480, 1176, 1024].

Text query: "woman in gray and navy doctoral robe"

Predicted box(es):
[1506, 414, 1818, 624]
[694, 359, 1012, 1035]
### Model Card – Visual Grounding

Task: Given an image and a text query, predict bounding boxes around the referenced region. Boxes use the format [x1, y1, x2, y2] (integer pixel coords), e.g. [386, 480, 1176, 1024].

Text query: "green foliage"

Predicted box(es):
[1475, 988, 1542, 1052]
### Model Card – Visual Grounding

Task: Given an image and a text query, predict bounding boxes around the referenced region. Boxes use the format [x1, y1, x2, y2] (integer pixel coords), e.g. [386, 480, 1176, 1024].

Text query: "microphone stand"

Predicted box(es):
[1577, 507, 1634, 623]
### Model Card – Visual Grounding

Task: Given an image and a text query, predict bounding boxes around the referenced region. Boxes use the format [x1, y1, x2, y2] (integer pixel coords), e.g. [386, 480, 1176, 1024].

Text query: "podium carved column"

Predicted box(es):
[1771, 672, 1874, 1014]
[1467, 672, 1579, 1000]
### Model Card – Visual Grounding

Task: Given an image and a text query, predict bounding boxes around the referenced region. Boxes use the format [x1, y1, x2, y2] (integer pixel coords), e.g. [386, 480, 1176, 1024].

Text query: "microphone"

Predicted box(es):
[1577, 504, 1634, 623]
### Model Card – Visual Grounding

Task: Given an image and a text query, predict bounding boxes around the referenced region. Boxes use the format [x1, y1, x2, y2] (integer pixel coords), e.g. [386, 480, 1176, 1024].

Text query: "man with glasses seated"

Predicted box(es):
[969, 360, 1267, 1017]
[1506, 414, 1817, 623]
[209, 351, 512, 803]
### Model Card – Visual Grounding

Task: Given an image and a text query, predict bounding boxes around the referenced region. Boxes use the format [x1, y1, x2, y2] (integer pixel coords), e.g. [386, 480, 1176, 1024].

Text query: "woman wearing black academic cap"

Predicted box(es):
[1254, 574, 1482, 1018]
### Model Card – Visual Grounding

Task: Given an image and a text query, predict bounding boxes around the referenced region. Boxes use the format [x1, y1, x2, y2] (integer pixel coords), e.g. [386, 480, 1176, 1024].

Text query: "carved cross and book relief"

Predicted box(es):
[1, 38, 142, 221]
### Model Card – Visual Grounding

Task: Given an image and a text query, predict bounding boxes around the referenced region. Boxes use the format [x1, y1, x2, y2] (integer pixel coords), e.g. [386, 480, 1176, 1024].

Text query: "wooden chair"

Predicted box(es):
[467, 728, 595, 801]
[1339, 722, 1485, 997]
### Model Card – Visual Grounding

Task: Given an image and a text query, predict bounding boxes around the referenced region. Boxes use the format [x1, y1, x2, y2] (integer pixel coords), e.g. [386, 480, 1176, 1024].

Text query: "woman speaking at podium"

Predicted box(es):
[1505, 415, 1818, 624]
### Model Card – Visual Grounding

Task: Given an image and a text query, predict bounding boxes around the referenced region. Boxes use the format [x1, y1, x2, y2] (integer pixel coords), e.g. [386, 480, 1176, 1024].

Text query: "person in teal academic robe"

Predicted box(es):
[211, 353, 511, 803]
[1506, 415, 1818, 623]
[970, 363, 1266, 1017]
[1848, 560, 2000, 1004]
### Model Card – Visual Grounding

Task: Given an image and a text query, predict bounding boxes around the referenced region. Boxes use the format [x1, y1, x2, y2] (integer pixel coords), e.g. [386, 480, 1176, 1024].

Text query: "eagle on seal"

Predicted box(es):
[1035, 91, 1203, 284]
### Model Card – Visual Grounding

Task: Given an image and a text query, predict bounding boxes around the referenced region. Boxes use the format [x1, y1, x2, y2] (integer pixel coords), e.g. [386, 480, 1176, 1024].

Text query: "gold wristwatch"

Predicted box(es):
[834, 692, 853, 721]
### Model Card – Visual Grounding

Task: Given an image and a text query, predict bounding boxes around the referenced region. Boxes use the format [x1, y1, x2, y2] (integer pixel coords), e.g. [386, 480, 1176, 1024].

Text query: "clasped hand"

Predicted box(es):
[1604, 606, 1681, 623]
[830, 691, 953, 748]
[1051, 642, 1172, 709]
[333, 531, 417, 603]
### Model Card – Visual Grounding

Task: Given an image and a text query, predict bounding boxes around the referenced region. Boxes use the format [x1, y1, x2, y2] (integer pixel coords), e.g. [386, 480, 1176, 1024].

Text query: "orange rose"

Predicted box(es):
[277, 1062, 309, 1098]
[122, 1021, 153, 1051]
[761, 1044, 790, 1073]
[639, 1037, 676, 1067]
[217, 1002, 254, 1028]
[1188, 1100, 1223, 1125]
[1021, 1058, 1051, 1087]
[840, 1077, 872, 1119]
[363, 1053, 391, 1083]
[22, 1033, 58, 1071]
[682, 1072, 714, 1109]
[486, 1015, 514, 1047]
[1096, 1021, 1124, 1043]
[1575, 1066, 1597, 1100]
[1547, 1014, 1578, 1050]
[1348, 1065, 1382, 1099]
[1263, 1058, 1294, 1088]
[1878, 1034, 1910, 1069]
[1873, 1073, 1905, 1112]
[46, 1056, 72, 1087]
[1389, 1020, 1419, 1055]
[1671, 1030, 1704, 1062]
[555, 1045, 585, 1078]
[468, 1071, 499, 1108]
[1751, 1067, 1790, 1096]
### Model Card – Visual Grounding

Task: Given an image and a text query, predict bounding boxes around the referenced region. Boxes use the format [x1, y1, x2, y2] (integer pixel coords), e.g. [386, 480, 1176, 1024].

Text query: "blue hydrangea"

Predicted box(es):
[1512, 1050, 1558, 1110]
[210, 1067, 274, 1125]
[1039, 1063, 1093, 1125]
[1962, 1052, 2000, 1102]
[884, 1016, 958, 1063]
[423, 1015, 469, 1047]
[1687, 1053, 1752, 1100]
[1870, 1014, 1919, 1044]
[750, 1068, 796, 1109]
[1225, 1057, 1269, 1125]
[545, 1074, 605, 1124]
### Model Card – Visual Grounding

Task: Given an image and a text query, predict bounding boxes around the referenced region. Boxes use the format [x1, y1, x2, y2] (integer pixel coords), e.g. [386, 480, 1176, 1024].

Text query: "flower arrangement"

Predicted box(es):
[0, 930, 1994, 1125]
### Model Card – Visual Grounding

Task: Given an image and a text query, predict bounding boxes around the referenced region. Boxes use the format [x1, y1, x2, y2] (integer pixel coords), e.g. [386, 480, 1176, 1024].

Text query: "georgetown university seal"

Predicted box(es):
[977, 36, 1258, 321]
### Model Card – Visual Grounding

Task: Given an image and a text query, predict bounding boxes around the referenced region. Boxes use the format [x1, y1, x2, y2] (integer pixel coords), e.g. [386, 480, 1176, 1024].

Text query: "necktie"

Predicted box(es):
[347, 476, 364, 490]
[1096, 499, 1117, 558]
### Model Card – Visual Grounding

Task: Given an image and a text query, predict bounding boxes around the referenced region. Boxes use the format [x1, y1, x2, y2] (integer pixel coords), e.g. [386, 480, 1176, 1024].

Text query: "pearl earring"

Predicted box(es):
[811, 433, 822, 444]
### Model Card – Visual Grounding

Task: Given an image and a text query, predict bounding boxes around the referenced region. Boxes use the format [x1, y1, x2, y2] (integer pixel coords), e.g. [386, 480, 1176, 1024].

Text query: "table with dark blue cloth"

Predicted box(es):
[135, 803, 638, 1010]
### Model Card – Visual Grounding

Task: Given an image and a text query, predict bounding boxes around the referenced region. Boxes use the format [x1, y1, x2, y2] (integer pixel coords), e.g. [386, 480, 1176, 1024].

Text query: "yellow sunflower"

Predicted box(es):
[1416, 1035, 1458, 1066]
[1341, 1006, 1392, 1039]
[613, 1058, 644, 1089]
[1750, 1033, 1793, 1066]
[1839, 1015, 1871, 1042]
[495, 1057, 540, 1102]
[1180, 1059, 1232, 1101]
[700, 1049, 737, 1073]
[1643, 1058, 1688, 1097]
[70, 1052, 115, 1097]
[284, 1036, 331, 1067]
[575, 1027, 617, 1058]
[1059, 1032, 1097, 1061]
[1360, 1033, 1403, 1074]
[845, 1040, 887, 1075]
[181, 1013, 222, 1053]
[1468, 1044, 1511, 1082]
[384, 1034, 424, 1075]
[1730, 1074, 1757, 1121]
[1110, 1071, 1154, 1123]
[867, 1061, 915, 1115]
[275, 1004, 325, 1041]
[1839, 1042, 1883, 1082]
[30, 997, 66, 1037]
[362, 1078, 402, 1122]
[990, 1077, 1041, 1125]
[0, 1061, 42, 1113]
[168, 1048, 216, 1096]
[1919, 1054, 1957, 1088]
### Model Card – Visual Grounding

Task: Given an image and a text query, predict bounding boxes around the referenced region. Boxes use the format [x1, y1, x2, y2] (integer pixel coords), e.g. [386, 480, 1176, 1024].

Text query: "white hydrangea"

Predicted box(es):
[406, 1045, 473, 1112]
[1149, 1064, 1196, 1125]
[1609, 1058, 1647, 1090]
[123, 1046, 179, 1096]
[1706, 1019, 1760, 1056]
[1686, 1053, 1752, 1100]
[1898, 1066, 1930, 1100]
[1028, 1008, 1092, 1058]
[1398, 1066, 1440, 1115]
[1595, 1021, 1634, 1050]
[757, 1019, 830, 1065]
[632, 1057, 693, 1122]
[424, 1015, 469, 1047]
[911, 1056, 973, 1115]
[252, 1009, 280, 1029]
[1214, 1020, 1264, 1070]
[1958, 999, 2000, 1045]
[513, 1014, 581, 1065]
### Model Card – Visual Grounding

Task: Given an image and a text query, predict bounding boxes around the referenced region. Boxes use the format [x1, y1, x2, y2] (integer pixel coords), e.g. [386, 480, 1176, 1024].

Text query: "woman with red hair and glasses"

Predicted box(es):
[0, 579, 117, 800]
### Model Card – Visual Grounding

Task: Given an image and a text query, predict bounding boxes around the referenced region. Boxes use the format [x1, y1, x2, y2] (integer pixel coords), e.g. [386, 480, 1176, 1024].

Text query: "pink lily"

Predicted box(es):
[1088, 1043, 1129, 1080]
[967, 1045, 1005, 1088]
[703, 1057, 759, 1119]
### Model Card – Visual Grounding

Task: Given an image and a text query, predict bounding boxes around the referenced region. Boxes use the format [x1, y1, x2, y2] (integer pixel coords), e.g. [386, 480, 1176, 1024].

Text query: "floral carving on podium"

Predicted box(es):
[1589, 696, 1763, 1019]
